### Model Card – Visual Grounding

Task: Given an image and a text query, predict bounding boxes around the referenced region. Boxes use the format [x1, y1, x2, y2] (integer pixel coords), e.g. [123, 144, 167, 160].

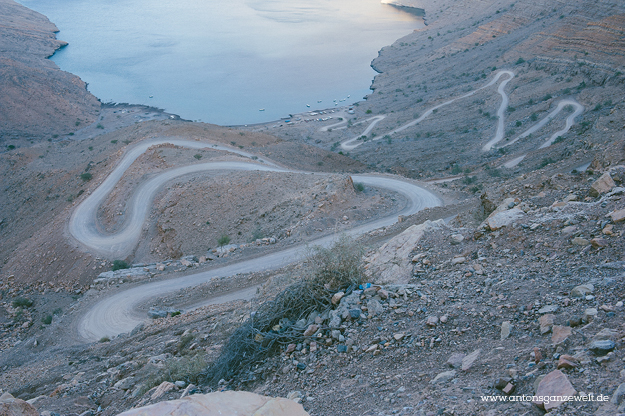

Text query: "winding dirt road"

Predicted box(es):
[72, 139, 441, 341]
[338, 70, 583, 161]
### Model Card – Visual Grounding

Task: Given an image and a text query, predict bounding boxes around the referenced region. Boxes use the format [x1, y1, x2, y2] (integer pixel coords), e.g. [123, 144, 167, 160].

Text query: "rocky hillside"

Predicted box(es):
[0, 0, 624, 415]
[262, 0, 624, 193]
[0, 0, 100, 141]
[1, 160, 624, 416]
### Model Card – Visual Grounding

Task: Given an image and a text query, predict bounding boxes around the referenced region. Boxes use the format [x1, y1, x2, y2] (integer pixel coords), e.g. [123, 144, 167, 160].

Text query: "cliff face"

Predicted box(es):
[0, 0, 100, 140]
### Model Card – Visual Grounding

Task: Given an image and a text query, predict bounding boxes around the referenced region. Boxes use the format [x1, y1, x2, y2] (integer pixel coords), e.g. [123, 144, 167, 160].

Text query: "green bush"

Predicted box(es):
[462, 176, 477, 185]
[354, 182, 365, 192]
[178, 334, 195, 351]
[144, 354, 207, 392]
[194, 154, 202, 160]
[42, 314, 53, 325]
[516, 57, 525, 65]
[12, 297, 33, 308]
[365, 109, 372, 114]
[80, 172, 92, 182]
[218, 234, 231, 247]
[112, 260, 129, 271]
[99, 336, 111, 342]
[539, 157, 555, 168]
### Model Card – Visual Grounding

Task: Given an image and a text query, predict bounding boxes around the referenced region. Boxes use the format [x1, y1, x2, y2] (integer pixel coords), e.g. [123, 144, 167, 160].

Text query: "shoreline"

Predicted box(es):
[35, 2, 426, 130]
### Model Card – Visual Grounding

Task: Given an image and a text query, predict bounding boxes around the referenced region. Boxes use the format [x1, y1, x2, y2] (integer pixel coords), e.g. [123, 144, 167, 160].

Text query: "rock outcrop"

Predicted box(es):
[116, 391, 308, 416]
[364, 219, 445, 284]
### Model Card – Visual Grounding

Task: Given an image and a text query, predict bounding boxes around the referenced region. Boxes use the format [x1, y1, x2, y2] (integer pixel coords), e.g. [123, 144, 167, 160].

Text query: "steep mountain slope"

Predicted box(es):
[0, 0, 100, 141]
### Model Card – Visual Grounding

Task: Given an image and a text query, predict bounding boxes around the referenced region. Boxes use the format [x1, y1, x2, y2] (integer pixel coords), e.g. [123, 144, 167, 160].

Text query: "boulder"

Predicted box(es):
[366, 299, 384, 317]
[533, 370, 576, 411]
[151, 381, 176, 401]
[589, 340, 616, 356]
[551, 325, 572, 344]
[612, 383, 625, 406]
[589, 172, 615, 197]
[430, 370, 456, 384]
[117, 391, 309, 416]
[571, 284, 594, 298]
[608, 208, 625, 222]
[446, 352, 465, 369]
[539, 314, 555, 335]
[500, 321, 512, 340]
[364, 220, 444, 284]
[486, 208, 526, 231]
[0, 392, 39, 416]
[461, 349, 481, 371]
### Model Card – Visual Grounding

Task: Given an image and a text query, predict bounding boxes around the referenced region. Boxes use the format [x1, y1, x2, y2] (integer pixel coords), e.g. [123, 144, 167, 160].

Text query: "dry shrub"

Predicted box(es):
[201, 235, 364, 386]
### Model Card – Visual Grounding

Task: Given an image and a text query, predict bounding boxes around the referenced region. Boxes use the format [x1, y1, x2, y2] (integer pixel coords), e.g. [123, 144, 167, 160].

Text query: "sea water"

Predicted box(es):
[19, 0, 422, 125]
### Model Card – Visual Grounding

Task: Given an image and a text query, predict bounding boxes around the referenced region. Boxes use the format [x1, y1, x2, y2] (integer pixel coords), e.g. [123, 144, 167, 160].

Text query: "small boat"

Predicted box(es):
[259, 108, 265, 111]
[317, 100, 322, 103]
[149, 95, 153, 98]
[306, 104, 310, 107]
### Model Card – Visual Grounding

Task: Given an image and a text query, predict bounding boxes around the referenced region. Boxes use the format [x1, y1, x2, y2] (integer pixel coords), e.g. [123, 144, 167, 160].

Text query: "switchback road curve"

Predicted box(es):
[72, 139, 441, 341]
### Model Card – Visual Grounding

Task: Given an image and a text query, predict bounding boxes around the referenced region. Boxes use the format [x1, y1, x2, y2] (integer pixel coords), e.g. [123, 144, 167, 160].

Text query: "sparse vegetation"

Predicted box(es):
[145, 354, 207, 392]
[194, 154, 202, 160]
[42, 314, 53, 325]
[80, 172, 92, 182]
[96, 123, 104, 129]
[12, 297, 33, 308]
[218, 234, 231, 247]
[539, 157, 556, 168]
[202, 235, 364, 386]
[462, 176, 477, 185]
[354, 182, 365, 192]
[515, 57, 525, 65]
[112, 260, 129, 271]
[99, 336, 111, 343]
[251, 228, 264, 241]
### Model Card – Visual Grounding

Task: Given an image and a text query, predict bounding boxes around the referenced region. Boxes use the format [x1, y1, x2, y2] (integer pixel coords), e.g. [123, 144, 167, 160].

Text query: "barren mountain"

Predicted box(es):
[0, 0, 100, 141]
[0, 0, 624, 415]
